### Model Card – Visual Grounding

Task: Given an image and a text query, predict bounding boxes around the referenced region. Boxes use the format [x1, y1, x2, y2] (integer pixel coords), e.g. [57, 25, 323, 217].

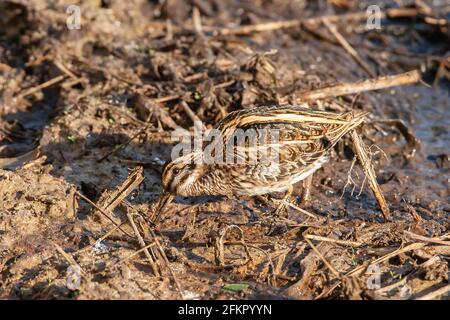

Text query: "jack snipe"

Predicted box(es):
[152, 105, 368, 221]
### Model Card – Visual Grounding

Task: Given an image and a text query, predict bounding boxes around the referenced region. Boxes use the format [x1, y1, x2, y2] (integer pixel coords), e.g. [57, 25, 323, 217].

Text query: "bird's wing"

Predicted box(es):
[206, 105, 366, 170]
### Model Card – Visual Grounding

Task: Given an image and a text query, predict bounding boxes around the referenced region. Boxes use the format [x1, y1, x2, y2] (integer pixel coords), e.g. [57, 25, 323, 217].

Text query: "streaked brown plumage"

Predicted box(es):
[153, 105, 368, 220]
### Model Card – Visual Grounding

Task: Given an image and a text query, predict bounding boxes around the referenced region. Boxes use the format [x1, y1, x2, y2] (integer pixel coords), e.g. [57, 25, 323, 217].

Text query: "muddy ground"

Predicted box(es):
[0, 0, 449, 300]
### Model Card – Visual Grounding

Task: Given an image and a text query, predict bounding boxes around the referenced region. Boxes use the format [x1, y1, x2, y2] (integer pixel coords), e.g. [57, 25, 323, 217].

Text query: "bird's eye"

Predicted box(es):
[172, 168, 181, 175]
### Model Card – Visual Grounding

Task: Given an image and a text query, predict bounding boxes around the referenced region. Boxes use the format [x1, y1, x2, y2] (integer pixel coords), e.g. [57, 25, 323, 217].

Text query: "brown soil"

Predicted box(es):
[0, 0, 449, 300]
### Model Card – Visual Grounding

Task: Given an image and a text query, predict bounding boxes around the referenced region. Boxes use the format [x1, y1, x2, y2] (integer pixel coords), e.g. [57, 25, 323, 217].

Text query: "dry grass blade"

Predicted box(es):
[415, 283, 450, 300]
[15, 75, 67, 99]
[214, 225, 252, 267]
[192, 6, 204, 38]
[404, 231, 450, 246]
[53, 242, 89, 281]
[97, 120, 151, 161]
[205, 8, 418, 36]
[75, 191, 135, 238]
[74, 222, 127, 256]
[284, 242, 333, 298]
[286, 70, 421, 103]
[347, 242, 426, 277]
[350, 130, 390, 220]
[375, 256, 441, 295]
[367, 242, 425, 266]
[313, 242, 430, 298]
[214, 20, 301, 36]
[115, 242, 157, 265]
[0, 148, 39, 170]
[126, 212, 160, 277]
[304, 234, 362, 247]
[54, 60, 78, 79]
[281, 201, 319, 220]
[322, 19, 376, 77]
[305, 238, 340, 278]
[148, 228, 185, 299]
[95, 166, 145, 214]
[180, 101, 205, 131]
[150, 94, 180, 103]
[66, 187, 77, 219]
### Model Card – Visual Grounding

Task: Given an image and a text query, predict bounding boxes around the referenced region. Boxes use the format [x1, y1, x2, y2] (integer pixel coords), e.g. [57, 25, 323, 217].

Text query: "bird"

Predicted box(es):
[152, 104, 368, 222]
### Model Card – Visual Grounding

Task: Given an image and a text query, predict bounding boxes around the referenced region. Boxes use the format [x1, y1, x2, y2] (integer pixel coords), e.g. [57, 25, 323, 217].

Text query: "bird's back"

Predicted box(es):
[205, 105, 367, 195]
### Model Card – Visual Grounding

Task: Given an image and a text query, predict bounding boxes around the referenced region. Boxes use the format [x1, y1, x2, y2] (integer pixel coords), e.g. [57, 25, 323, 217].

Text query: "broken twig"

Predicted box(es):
[287, 70, 421, 103]
[350, 130, 390, 220]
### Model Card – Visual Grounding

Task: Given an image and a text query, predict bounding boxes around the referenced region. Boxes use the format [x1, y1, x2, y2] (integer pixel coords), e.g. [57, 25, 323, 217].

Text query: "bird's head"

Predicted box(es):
[151, 153, 202, 224]
[161, 152, 202, 197]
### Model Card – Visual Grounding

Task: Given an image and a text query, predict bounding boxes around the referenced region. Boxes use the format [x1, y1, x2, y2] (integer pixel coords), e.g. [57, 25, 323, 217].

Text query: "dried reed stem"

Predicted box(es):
[350, 130, 390, 220]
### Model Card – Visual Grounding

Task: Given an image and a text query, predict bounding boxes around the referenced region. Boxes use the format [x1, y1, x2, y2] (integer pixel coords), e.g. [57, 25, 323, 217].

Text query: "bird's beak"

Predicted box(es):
[150, 192, 174, 225]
